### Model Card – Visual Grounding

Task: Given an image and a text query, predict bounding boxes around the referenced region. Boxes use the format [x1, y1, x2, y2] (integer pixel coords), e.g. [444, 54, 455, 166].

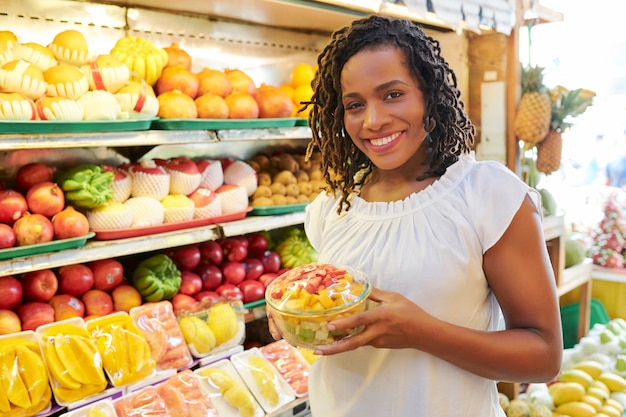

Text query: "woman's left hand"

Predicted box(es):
[313, 287, 430, 355]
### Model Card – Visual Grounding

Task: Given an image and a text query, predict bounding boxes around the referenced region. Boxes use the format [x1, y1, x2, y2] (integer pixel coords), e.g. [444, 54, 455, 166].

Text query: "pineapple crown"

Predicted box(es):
[521, 65, 547, 94]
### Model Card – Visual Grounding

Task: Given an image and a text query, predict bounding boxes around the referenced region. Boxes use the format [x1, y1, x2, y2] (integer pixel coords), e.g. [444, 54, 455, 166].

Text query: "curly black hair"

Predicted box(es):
[305, 15, 475, 213]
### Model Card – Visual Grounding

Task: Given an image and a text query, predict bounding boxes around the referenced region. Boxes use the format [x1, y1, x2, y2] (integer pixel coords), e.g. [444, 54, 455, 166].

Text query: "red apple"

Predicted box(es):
[171, 293, 198, 315]
[18, 302, 55, 330]
[0, 309, 21, 335]
[26, 181, 65, 218]
[221, 261, 246, 285]
[58, 264, 94, 296]
[196, 263, 223, 291]
[131, 159, 169, 176]
[238, 279, 266, 304]
[199, 240, 223, 265]
[82, 289, 113, 317]
[15, 163, 55, 193]
[194, 290, 220, 304]
[90, 259, 124, 291]
[21, 269, 58, 302]
[169, 245, 201, 271]
[259, 272, 278, 288]
[179, 270, 203, 296]
[0, 224, 16, 249]
[111, 284, 143, 312]
[165, 157, 200, 175]
[0, 275, 22, 310]
[48, 294, 85, 320]
[246, 232, 269, 254]
[0, 189, 28, 225]
[188, 187, 217, 208]
[242, 258, 264, 281]
[222, 238, 248, 262]
[259, 250, 281, 273]
[215, 283, 243, 301]
[13, 213, 54, 246]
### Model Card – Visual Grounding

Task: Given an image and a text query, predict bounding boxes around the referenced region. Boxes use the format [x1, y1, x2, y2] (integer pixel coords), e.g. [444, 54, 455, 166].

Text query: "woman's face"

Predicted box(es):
[340, 45, 429, 174]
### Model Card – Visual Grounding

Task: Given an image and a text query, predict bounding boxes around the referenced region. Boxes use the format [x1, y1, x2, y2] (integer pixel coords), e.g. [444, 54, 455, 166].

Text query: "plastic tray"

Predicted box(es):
[0, 232, 95, 260]
[0, 118, 156, 134]
[91, 209, 251, 240]
[249, 202, 309, 216]
[151, 117, 298, 130]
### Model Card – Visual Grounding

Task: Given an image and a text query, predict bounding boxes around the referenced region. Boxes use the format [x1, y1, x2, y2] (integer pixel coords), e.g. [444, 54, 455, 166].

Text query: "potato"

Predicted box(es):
[270, 182, 287, 195]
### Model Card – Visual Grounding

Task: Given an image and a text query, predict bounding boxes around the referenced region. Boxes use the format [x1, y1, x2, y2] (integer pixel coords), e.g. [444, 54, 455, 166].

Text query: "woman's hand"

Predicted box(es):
[266, 305, 283, 341]
[312, 287, 432, 355]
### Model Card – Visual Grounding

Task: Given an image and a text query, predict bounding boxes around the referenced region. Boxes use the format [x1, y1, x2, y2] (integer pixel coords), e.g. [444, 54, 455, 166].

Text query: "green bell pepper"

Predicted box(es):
[131, 254, 182, 302]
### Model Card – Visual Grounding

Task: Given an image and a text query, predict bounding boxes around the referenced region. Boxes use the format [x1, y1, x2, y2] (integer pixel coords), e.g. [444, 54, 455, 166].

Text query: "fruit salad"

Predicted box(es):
[265, 263, 370, 348]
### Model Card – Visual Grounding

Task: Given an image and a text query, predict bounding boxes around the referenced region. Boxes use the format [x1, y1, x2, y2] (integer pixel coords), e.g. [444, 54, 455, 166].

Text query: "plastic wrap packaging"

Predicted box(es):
[86, 312, 156, 387]
[0, 330, 52, 417]
[36, 318, 108, 406]
[260, 339, 310, 397]
[130, 301, 193, 371]
[61, 398, 117, 417]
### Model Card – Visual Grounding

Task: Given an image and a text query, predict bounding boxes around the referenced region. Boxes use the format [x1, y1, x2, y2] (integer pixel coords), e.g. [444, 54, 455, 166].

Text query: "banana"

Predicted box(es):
[549, 381, 585, 405]
[598, 372, 626, 392]
[69, 335, 106, 387]
[558, 369, 594, 388]
[248, 355, 279, 406]
[572, 360, 604, 380]
[14, 344, 49, 406]
[0, 348, 32, 409]
[40, 337, 81, 390]
[555, 400, 596, 417]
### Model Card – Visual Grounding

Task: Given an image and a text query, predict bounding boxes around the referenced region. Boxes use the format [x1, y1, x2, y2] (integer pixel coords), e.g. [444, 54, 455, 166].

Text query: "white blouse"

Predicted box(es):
[303, 152, 541, 417]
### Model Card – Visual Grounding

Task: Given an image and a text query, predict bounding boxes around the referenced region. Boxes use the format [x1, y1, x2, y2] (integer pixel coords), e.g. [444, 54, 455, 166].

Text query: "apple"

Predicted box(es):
[196, 263, 223, 291]
[18, 302, 55, 331]
[21, 269, 58, 302]
[0, 309, 21, 335]
[82, 289, 113, 317]
[246, 232, 269, 254]
[199, 240, 223, 265]
[259, 272, 278, 288]
[171, 293, 198, 315]
[188, 187, 217, 208]
[15, 162, 54, 193]
[238, 279, 265, 304]
[242, 258, 264, 281]
[0, 224, 16, 249]
[169, 245, 201, 271]
[196, 159, 224, 191]
[194, 290, 220, 304]
[179, 270, 203, 295]
[165, 156, 200, 175]
[26, 181, 65, 218]
[165, 156, 202, 195]
[215, 283, 243, 301]
[259, 250, 281, 274]
[90, 259, 124, 291]
[58, 264, 94, 296]
[221, 237, 248, 262]
[221, 261, 246, 285]
[48, 294, 85, 320]
[111, 284, 143, 312]
[0, 276, 22, 310]
[0, 189, 28, 225]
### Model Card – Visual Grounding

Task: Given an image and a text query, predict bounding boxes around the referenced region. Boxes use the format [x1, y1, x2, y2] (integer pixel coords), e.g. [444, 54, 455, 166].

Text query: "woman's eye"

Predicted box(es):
[385, 91, 403, 100]
[344, 102, 363, 111]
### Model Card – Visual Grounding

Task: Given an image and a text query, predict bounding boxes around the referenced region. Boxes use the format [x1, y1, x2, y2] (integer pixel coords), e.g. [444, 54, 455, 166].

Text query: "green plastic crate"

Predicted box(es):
[560, 298, 610, 349]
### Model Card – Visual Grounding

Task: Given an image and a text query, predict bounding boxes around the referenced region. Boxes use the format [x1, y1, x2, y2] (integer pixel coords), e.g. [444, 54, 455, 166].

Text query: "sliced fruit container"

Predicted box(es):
[0, 330, 52, 417]
[129, 300, 193, 371]
[86, 311, 156, 387]
[260, 339, 311, 397]
[176, 299, 245, 359]
[230, 348, 296, 414]
[35, 317, 109, 407]
[265, 263, 371, 349]
[60, 398, 117, 417]
[195, 359, 264, 417]
[151, 369, 220, 416]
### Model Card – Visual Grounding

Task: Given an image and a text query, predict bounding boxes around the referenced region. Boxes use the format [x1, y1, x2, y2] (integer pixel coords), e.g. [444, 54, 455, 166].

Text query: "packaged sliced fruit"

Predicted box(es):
[113, 385, 170, 417]
[176, 299, 245, 359]
[60, 398, 117, 417]
[35, 317, 108, 406]
[195, 359, 264, 417]
[265, 262, 371, 349]
[0, 330, 52, 417]
[130, 300, 193, 371]
[154, 369, 220, 417]
[230, 348, 295, 413]
[86, 311, 156, 387]
[260, 339, 310, 397]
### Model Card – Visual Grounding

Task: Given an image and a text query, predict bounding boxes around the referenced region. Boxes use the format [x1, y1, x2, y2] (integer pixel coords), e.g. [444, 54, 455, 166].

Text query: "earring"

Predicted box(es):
[424, 117, 435, 132]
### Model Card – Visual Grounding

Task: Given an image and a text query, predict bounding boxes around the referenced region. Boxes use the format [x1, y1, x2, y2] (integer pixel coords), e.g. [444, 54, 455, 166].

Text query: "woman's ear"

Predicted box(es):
[424, 116, 435, 132]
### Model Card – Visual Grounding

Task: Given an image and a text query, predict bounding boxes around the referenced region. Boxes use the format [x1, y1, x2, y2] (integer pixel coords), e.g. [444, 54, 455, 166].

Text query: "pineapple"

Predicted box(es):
[514, 65, 552, 145]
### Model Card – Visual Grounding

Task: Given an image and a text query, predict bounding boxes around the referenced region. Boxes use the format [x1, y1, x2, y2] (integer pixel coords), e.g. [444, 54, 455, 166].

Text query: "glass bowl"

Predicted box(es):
[265, 263, 371, 349]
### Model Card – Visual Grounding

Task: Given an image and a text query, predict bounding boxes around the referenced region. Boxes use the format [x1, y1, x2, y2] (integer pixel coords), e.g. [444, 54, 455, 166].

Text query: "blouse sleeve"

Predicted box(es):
[467, 161, 542, 253]
[304, 191, 337, 252]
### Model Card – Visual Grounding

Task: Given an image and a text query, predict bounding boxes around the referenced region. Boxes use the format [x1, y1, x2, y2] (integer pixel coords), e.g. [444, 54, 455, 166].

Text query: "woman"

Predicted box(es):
[270, 15, 562, 416]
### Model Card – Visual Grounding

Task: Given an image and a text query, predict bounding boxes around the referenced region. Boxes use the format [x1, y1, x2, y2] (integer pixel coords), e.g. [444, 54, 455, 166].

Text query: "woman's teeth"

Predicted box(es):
[370, 132, 400, 146]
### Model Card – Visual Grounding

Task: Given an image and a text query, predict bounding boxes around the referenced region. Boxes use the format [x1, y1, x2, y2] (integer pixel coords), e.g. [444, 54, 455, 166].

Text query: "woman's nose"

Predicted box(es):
[363, 103, 390, 130]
